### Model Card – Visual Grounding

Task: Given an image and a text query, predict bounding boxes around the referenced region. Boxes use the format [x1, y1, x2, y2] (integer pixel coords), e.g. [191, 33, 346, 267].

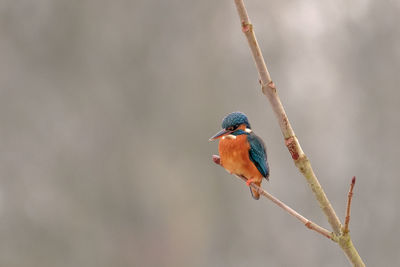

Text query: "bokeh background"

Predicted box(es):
[1, 0, 399, 266]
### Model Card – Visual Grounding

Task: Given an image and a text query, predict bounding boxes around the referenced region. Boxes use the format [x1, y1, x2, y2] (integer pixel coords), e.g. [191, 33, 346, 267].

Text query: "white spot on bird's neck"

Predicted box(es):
[245, 128, 252, 133]
[222, 134, 236, 140]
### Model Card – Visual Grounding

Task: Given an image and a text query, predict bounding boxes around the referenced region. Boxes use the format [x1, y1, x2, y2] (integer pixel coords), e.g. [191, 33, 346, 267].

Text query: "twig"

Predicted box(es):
[232, 1, 365, 266]
[344, 177, 356, 234]
[212, 155, 333, 240]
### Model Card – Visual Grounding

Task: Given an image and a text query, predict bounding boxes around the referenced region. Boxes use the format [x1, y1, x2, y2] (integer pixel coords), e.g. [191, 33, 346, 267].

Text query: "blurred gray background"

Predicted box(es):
[1, 0, 399, 266]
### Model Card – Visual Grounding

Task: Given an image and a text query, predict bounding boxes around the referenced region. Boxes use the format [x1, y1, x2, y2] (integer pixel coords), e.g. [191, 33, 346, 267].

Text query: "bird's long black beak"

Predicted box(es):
[209, 129, 231, 141]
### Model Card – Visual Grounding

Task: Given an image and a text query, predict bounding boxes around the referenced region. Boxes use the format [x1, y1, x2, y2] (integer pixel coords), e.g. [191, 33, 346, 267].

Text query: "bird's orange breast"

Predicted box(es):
[218, 135, 263, 180]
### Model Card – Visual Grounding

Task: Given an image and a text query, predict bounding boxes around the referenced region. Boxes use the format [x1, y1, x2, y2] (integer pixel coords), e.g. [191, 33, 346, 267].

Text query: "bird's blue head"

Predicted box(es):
[221, 111, 251, 130]
[209, 111, 251, 141]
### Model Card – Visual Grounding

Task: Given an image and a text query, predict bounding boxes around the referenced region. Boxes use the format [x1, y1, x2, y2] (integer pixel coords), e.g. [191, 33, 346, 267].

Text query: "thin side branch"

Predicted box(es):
[344, 176, 356, 234]
[212, 155, 333, 240]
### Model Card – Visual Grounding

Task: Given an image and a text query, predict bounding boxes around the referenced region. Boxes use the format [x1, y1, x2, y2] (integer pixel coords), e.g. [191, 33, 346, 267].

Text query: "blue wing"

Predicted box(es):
[247, 133, 269, 180]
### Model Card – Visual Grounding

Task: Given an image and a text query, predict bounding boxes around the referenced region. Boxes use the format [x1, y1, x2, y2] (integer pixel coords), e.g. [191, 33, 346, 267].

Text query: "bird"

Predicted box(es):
[209, 111, 269, 200]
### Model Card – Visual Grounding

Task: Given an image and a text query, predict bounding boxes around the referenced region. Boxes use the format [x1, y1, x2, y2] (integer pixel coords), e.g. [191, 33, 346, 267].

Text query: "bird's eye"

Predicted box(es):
[227, 124, 239, 131]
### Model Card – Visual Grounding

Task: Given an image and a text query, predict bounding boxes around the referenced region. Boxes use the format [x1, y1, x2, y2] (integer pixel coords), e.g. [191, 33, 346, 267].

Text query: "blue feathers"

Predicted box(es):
[231, 130, 269, 180]
[222, 112, 251, 129]
[247, 133, 269, 179]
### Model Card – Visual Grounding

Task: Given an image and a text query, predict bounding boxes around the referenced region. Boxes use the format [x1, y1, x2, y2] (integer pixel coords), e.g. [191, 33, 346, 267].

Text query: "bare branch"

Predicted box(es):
[233, 0, 342, 235]
[232, 1, 365, 266]
[213, 155, 333, 240]
[344, 177, 356, 234]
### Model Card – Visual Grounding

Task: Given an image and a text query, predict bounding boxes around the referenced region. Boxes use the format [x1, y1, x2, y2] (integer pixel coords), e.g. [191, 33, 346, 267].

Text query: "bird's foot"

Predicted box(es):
[246, 178, 256, 187]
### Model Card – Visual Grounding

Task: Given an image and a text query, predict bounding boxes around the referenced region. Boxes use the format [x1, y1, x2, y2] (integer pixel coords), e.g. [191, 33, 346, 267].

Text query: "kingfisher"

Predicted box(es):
[209, 111, 269, 200]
